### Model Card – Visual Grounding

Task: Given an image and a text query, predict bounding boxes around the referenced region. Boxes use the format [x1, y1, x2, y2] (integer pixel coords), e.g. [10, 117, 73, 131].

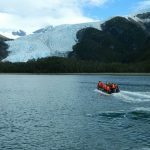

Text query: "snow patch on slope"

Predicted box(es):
[4, 22, 100, 62]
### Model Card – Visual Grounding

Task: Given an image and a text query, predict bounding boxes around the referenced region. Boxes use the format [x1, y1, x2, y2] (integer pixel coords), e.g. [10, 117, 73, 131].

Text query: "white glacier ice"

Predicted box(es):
[4, 22, 101, 62]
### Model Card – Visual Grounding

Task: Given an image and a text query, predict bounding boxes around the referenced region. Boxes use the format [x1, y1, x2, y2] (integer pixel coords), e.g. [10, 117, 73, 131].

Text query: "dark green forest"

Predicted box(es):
[0, 57, 149, 73]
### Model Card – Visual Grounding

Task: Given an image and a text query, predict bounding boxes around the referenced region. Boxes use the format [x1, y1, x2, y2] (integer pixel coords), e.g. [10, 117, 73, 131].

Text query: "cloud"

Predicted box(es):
[82, 0, 109, 6]
[135, 0, 150, 12]
[0, 0, 108, 33]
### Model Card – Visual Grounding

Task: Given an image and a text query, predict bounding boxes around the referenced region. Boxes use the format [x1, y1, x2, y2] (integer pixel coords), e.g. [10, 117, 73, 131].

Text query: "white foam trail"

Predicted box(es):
[122, 91, 150, 99]
[94, 89, 150, 103]
[114, 90, 150, 103]
[94, 89, 110, 96]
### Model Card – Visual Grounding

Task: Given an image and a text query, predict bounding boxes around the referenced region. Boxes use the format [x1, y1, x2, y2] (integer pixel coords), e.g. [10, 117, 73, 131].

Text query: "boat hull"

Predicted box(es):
[97, 87, 120, 95]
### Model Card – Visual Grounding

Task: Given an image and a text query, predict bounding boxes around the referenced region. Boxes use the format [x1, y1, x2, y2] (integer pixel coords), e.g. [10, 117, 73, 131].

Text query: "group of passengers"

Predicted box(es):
[97, 81, 119, 93]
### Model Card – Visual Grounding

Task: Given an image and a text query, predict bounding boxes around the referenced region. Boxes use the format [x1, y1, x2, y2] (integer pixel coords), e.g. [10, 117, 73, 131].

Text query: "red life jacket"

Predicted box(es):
[98, 82, 103, 88]
[103, 84, 107, 90]
[106, 86, 110, 92]
[112, 84, 115, 89]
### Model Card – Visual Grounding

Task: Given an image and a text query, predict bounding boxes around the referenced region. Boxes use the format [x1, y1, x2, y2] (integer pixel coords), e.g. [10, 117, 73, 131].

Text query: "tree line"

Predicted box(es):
[0, 57, 149, 73]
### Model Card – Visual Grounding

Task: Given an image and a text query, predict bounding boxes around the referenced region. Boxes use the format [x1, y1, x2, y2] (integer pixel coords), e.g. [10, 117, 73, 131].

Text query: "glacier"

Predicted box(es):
[4, 22, 100, 62]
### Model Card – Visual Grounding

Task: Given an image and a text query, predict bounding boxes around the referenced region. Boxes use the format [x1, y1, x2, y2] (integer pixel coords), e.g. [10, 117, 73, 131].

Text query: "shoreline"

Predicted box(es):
[0, 73, 150, 76]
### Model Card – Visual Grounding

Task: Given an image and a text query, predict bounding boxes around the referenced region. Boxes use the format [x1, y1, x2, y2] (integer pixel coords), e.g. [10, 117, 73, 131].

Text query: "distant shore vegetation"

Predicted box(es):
[0, 57, 149, 73]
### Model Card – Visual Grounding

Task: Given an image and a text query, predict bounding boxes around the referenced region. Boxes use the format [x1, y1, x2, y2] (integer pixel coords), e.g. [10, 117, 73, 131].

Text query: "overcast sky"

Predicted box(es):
[0, 0, 149, 33]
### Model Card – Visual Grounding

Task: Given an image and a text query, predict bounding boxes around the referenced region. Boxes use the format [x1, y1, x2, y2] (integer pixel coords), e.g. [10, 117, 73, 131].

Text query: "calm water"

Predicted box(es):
[0, 75, 150, 150]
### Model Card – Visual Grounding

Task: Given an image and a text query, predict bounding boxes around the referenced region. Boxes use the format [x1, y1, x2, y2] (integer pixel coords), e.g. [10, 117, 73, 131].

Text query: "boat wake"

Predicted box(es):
[94, 89, 110, 96]
[95, 89, 150, 103]
[114, 90, 150, 103]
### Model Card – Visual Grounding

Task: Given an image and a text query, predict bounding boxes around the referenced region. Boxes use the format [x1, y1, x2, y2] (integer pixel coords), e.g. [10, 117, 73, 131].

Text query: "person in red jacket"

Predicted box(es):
[98, 81, 104, 89]
[111, 83, 117, 92]
[103, 84, 107, 90]
[112, 84, 116, 89]
[106, 86, 111, 93]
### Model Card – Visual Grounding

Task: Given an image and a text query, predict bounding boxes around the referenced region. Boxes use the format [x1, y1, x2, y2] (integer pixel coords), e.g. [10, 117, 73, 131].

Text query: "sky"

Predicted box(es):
[0, 0, 150, 33]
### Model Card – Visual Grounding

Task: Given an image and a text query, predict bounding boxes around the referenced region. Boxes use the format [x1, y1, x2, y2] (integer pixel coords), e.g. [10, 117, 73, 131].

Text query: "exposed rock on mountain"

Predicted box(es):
[0, 34, 10, 60]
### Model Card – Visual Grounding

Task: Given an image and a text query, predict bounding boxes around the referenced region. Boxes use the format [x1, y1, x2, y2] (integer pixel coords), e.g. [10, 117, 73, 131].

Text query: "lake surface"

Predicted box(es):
[0, 75, 150, 150]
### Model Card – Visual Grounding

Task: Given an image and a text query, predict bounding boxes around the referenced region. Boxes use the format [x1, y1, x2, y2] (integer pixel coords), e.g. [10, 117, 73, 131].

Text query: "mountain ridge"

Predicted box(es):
[1, 12, 150, 64]
[69, 13, 150, 63]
